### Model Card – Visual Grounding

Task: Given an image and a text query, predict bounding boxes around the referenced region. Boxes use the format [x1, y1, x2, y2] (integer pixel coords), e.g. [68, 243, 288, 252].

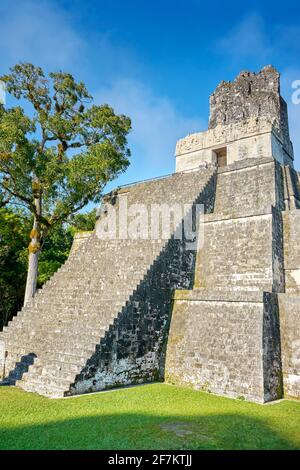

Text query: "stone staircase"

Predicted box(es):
[0, 166, 216, 398]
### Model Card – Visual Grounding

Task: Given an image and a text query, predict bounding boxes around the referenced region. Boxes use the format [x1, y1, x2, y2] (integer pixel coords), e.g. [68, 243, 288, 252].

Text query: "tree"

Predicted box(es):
[37, 221, 73, 286]
[69, 208, 97, 232]
[0, 63, 131, 305]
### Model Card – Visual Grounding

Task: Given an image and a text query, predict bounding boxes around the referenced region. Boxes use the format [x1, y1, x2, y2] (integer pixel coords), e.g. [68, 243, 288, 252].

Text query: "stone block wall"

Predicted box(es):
[165, 157, 288, 403]
[196, 212, 274, 291]
[214, 159, 283, 218]
[271, 206, 285, 293]
[175, 118, 289, 172]
[193, 159, 286, 292]
[282, 210, 300, 291]
[278, 209, 300, 398]
[165, 290, 282, 402]
[278, 294, 300, 398]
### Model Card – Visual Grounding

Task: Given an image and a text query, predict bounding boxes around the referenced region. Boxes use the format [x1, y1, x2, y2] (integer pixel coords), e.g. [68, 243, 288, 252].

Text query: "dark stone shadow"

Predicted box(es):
[0, 353, 36, 386]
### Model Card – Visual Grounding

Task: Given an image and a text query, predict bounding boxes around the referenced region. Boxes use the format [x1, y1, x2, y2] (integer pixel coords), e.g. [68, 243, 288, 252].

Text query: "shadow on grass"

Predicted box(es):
[0, 411, 296, 450]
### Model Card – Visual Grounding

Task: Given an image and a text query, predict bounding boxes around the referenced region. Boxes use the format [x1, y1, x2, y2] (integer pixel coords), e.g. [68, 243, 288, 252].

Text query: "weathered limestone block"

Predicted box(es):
[209, 66, 292, 154]
[282, 210, 300, 291]
[278, 210, 300, 398]
[196, 212, 274, 291]
[165, 290, 282, 403]
[70, 231, 93, 256]
[278, 294, 300, 398]
[214, 159, 283, 217]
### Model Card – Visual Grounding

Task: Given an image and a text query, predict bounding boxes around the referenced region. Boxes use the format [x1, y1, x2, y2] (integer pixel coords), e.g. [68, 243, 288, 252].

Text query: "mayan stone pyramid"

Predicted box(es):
[1, 66, 300, 403]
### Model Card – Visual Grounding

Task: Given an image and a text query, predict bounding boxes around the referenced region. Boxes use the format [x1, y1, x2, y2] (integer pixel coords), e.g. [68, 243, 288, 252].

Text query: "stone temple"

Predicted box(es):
[1, 66, 300, 402]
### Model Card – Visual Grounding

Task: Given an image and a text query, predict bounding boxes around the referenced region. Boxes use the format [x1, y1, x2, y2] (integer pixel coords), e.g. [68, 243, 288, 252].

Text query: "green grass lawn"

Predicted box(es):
[0, 383, 299, 450]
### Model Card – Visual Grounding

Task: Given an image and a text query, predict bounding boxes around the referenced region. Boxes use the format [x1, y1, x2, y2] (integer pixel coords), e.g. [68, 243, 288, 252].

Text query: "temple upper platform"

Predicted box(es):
[175, 66, 294, 172]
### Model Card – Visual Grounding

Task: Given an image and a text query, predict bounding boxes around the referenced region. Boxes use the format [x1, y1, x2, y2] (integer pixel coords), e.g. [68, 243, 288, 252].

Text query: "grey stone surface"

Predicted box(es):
[278, 294, 300, 397]
[165, 292, 281, 403]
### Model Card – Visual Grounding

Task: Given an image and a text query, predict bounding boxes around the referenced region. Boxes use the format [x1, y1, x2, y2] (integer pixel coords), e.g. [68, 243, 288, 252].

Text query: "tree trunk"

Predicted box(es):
[24, 244, 40, 304]
[24, 191, 42, 306]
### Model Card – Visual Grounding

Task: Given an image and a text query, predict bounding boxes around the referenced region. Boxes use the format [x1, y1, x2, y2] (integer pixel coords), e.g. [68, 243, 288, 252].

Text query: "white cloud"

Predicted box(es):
[0, 0, 85, 70]
[95, 79, 205, 181]
[0, 0, 204, 182]
[215, 13, 272, 61]
[281, 68, 300, 168]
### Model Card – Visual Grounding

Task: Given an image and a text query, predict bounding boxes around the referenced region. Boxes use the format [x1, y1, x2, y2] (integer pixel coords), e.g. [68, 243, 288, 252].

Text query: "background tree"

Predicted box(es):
[0, 207, 29, 329]
[0, 63, 131, 305]
[69, 208, 97, 232]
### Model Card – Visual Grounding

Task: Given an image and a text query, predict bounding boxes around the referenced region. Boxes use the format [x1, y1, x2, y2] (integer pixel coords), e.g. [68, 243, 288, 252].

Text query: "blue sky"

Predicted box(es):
[1, 0, 300, 195]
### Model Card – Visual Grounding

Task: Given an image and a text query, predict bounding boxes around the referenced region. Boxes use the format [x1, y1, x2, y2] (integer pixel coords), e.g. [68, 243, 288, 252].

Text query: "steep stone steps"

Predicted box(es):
[7, 350, 90, 367]
[0, 166, 216, 397]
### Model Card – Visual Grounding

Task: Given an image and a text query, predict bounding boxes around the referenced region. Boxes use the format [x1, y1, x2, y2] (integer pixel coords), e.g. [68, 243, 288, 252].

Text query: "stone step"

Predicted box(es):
[35, 297, 126, 305]
[4, 311, 119, 329]
[6, 350, 89, 368]
[5, 343, 77, 360]
[2, 318, 111, 332]
[3, 334, 103, 349]
[20, 371, 74, 389]
[41, 283, 136, 292]
[33, 293, 134, 305]
[4, 317, 115, 330]
[4, 302, 127, 323]
[5, 313, 119, 330]
[30, 359, 82, 377]
[33, 287, 137, 300]
[17, 379, 66, 398]
[6, 355, 90, 381]
[5, 318, 115, 331]
[10, 308, 123, 320]
[4, 339, 98, 356]
[61, 263, 161, 273]
[8, 319, 117, 333]
[46, 269, 148, 280]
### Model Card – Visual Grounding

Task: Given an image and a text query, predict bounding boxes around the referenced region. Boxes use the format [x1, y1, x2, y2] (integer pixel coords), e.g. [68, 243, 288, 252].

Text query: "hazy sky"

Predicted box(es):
[1, 0, 300, 193]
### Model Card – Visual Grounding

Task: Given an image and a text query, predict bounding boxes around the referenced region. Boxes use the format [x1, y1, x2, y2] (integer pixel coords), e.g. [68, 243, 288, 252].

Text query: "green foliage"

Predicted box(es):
[0, 62, 131, 234]
[0, 208, 29, 328]
[0, 384, 299, 450]
[0, 62, 131, 304]
[37, 223, 73, 285]
[69, 209, 97, 232]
